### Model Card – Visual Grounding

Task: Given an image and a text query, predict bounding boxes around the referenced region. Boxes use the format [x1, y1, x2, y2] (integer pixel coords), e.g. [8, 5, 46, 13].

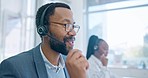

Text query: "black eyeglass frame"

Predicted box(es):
[51, 22, 80, 33]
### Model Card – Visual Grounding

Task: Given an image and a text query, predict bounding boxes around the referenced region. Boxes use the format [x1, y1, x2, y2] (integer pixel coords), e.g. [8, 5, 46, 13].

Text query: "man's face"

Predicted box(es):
[48, 7, 76, 55]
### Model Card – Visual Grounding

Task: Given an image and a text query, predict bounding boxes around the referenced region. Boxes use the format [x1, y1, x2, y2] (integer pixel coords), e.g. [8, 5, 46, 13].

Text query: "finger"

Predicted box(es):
[67, 49, 82, 60]
[67, 49, 79, 59]
[77, 56, 89, 70]
[70, 50, 83, 60]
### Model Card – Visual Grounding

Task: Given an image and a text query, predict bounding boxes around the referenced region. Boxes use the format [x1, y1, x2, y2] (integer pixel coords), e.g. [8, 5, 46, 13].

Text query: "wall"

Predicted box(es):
[0, 0, 2, 61]
[71, 0, 87, 55]
[1, 0, 22, 13]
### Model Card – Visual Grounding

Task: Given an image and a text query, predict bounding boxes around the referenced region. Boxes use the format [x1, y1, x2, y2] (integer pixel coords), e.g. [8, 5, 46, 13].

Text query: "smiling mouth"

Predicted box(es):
[67, 40, 74, 47]
[65, 37, 75, 47]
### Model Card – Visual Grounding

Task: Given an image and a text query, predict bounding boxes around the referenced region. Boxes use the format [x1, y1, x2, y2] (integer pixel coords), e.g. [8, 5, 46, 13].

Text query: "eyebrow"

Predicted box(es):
[63, 19, 75, 24]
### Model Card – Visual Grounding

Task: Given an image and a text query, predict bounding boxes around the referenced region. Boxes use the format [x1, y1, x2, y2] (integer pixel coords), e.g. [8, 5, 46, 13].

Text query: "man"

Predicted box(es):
[0, 2, 89, 78]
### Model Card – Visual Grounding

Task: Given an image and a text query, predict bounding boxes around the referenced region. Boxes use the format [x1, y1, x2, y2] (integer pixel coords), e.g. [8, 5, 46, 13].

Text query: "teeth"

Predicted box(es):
[68, 40, 74, 45]
[70, 41, 73, 44]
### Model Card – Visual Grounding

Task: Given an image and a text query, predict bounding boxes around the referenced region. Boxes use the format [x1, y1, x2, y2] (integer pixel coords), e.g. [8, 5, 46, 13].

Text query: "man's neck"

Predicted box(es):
[41, 43, 60, 66]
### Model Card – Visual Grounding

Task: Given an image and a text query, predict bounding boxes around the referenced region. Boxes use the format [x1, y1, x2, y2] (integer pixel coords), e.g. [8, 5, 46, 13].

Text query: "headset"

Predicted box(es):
[94, 38, 104, 51]
[37, 3, 55, 36]
[94, 45, 99, 51]
[94, 39, 100, 51]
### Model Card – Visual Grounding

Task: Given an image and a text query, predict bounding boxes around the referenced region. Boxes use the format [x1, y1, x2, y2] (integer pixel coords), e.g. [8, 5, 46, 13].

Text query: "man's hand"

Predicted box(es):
[66, 49, 89, 78]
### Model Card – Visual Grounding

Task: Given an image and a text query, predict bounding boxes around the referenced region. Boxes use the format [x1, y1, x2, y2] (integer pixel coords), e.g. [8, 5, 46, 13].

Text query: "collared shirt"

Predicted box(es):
[40, 45, 66, 78]
[87, 55, 116, 78]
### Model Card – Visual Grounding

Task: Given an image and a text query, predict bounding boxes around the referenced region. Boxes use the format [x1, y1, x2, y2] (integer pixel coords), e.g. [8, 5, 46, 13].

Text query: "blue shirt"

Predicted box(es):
[40, 46, 66, 78]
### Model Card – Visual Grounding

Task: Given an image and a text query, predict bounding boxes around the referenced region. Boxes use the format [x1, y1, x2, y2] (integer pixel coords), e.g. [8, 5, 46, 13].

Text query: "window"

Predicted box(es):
[0, 0, 36, 62]
[86, 0, 148, 69]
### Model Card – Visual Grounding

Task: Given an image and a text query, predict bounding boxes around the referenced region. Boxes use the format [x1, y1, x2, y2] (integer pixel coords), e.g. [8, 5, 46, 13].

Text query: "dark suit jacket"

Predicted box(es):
[0, 44, 69, 78]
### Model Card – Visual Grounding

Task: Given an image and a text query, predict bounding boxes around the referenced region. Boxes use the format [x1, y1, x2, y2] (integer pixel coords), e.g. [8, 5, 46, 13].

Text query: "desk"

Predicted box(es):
[109, 67, 148, 78]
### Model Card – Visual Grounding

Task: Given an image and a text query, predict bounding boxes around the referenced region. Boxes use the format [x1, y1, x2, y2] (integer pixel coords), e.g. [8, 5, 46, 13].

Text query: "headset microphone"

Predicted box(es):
[37, 24, 64, 44]
[46, 34, 66, 46]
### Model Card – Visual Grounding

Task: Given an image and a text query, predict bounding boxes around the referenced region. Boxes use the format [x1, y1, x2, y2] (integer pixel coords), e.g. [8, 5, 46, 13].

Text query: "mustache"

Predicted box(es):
[63, 36, 75, 43]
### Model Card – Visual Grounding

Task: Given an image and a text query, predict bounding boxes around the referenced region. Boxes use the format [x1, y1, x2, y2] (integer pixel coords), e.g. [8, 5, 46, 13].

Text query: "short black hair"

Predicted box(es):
[35, 2, 71, 34]
[86, 35, 104, 59]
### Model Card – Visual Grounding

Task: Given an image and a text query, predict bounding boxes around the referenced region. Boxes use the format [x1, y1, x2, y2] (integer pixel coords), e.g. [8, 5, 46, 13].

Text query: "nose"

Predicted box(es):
[67, 29, 77, 36]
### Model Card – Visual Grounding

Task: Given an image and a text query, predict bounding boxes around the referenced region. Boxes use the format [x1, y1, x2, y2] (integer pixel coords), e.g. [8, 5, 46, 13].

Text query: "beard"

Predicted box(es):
[49, 34, 75, 55]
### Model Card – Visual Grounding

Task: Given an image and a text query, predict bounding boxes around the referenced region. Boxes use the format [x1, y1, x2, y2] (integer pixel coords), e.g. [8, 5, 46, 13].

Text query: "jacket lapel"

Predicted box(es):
[32, 44, 48, 78]
[32, 44, 70, 78]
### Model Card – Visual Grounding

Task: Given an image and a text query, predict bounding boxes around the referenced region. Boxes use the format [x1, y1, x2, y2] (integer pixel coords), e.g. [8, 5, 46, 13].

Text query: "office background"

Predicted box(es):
[0, 0, 148, 78]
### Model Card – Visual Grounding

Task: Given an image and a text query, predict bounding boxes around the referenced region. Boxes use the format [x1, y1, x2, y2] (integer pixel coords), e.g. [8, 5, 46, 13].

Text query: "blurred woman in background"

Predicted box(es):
[86, 35, 117, 78]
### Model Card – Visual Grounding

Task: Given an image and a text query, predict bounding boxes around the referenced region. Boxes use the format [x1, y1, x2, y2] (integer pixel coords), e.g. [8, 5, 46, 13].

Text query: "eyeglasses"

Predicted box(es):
[51, 22, 80, 33]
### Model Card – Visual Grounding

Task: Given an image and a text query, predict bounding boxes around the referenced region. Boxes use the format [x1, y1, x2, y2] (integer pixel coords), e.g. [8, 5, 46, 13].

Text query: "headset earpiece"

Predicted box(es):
[37, 3, 55, 36]
[94, 45, 99, 51]
[37, 25, 48, 36]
